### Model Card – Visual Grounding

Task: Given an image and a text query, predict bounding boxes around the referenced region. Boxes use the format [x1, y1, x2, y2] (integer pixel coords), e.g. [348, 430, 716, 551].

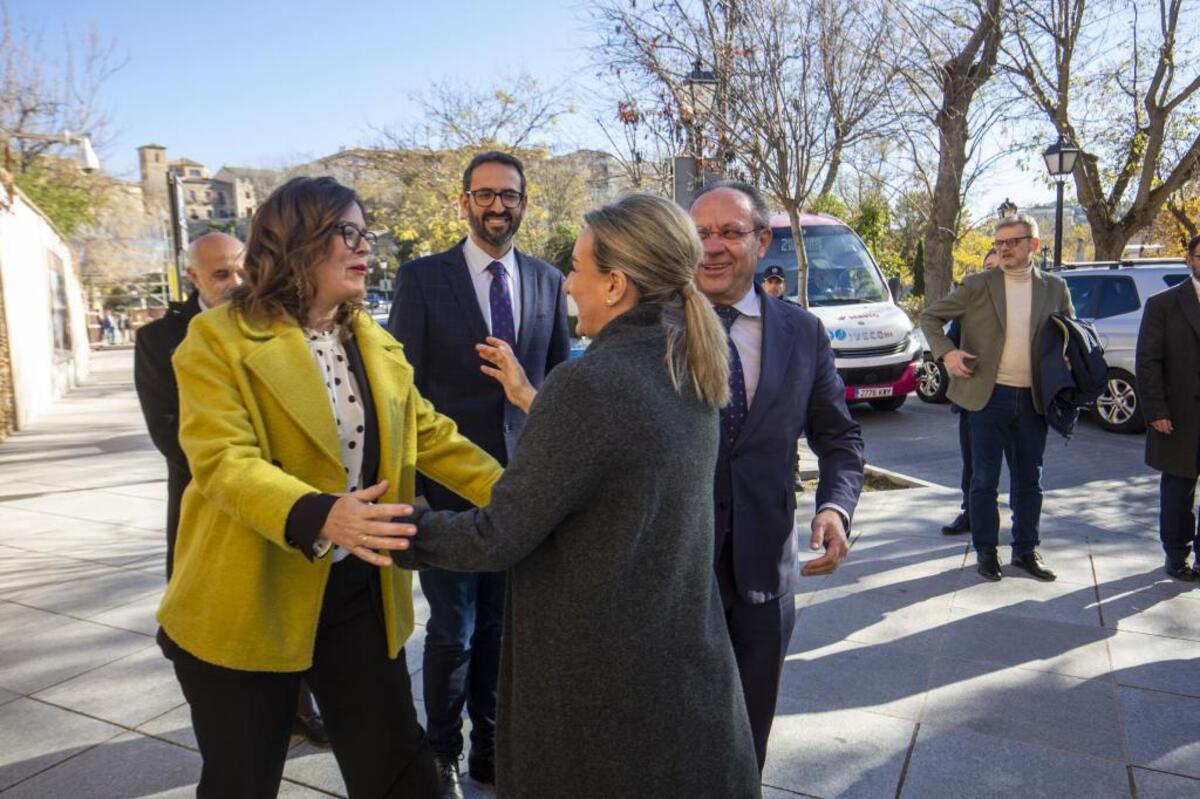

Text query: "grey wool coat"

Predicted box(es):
[396, 303, 761, 799]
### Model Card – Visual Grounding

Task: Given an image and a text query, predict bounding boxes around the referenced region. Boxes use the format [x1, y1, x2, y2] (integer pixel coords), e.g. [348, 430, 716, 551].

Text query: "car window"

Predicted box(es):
[1163, 274, 1189, 287]
[1063, 275, 1100, 318]
[1094, 276, 1140, 319]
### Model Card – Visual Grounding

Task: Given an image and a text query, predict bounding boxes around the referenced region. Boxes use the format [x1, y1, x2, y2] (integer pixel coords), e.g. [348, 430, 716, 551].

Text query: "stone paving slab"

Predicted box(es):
[1131, 767, 1200, 797]
[32, 645, 184, 729]
[899, 725, 1132, 798]
[763, 707, 914, 798]
[936, 607, 1113, 680]
[922, 658, 1126, 761]
[0, 698, 123, 791]
[0, 612, 154, 695]
[1120, 686, 1200, 778]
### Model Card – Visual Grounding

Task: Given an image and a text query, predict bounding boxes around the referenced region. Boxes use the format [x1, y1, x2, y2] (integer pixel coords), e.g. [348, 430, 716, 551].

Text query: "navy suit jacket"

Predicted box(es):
[388, 239, 571, 511]
[715, 288, 865, 604]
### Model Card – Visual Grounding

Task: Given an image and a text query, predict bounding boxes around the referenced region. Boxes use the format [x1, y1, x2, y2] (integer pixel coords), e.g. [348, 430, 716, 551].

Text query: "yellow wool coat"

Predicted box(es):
[156, 306, 502, 672]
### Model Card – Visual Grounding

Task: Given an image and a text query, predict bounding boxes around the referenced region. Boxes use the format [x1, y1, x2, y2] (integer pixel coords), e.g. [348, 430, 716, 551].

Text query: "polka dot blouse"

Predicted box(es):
[304, 328, 366, 562]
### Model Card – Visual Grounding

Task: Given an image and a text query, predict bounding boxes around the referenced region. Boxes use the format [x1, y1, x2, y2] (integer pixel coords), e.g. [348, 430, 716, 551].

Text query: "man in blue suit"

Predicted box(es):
[389, 151, 571, 798]
[691, 182, 865, 770]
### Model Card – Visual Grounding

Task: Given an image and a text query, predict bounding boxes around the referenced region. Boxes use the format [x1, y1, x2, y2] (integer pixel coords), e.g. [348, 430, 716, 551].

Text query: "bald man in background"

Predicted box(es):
[135, 232, 243, 578]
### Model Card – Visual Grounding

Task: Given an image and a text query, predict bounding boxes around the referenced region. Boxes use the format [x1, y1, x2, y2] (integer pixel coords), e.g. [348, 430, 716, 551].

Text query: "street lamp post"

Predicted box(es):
[674, 61, 718, 207]
[1041, 134, 1080, 268]
[998, 197, 1018, 219]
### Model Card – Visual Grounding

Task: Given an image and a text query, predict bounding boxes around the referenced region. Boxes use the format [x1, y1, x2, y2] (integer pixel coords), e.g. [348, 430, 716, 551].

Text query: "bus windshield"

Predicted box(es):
[763, 225, 888, 307]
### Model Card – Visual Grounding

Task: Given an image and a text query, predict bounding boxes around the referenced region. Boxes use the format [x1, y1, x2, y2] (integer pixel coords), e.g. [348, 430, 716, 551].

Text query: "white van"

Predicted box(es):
[759, 212, 921, 410]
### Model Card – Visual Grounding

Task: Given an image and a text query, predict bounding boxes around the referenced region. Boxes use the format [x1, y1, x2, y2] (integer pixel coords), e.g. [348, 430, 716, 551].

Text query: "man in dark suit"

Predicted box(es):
[690, 182, 865, 770]
[389, 151, 571, 798]
[135, 232, 242, 579]
[1136, 233, 1200, 581]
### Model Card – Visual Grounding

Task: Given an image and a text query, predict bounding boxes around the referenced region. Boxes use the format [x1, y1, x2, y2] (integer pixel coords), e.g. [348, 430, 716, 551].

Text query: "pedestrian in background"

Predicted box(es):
[157, 176, 502, 798]
[388, 151, 570, 798]
[921, 214, 1074, 582]
[761, 264, 786, 298]
[395, 193, 761, 798]
[942, 247, 1003, 536]
[1136, 233, 1200, 581]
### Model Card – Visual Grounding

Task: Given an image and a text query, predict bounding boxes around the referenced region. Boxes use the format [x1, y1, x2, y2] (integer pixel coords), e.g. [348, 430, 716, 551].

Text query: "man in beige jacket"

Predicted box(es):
[921, 214, 1074, 581]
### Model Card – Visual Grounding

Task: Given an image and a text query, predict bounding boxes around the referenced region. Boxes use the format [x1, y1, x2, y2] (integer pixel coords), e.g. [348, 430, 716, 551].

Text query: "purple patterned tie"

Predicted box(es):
[488, 261, 516, 348]
[714, 305, 747, 447]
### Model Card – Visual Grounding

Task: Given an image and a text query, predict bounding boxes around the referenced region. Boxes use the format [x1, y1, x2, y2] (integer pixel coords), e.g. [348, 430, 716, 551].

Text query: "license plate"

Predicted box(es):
[855, 386, 893, 399]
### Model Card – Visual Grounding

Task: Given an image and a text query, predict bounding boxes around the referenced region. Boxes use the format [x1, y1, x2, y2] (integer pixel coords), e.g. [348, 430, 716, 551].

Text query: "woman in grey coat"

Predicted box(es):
[393, 194, 761, 798]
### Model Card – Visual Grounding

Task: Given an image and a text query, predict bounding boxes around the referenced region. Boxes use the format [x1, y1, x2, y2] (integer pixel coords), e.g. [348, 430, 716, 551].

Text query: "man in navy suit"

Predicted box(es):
[691, 182, 865, 770]
[388, 151, 571, 798]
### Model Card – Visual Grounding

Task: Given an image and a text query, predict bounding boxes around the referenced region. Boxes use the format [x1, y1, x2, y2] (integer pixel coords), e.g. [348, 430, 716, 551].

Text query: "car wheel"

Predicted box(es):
[869, 394, 907, 411]
[915, 358, 949, 403]
[1093, 368, 1145, 434]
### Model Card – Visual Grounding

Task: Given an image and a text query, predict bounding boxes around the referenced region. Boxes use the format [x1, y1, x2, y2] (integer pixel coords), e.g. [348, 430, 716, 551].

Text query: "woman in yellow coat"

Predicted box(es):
[156, 176, 502, 798]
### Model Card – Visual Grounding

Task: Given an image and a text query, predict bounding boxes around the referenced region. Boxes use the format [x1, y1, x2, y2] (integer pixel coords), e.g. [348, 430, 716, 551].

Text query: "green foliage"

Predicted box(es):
[851, 194, 890, 256]
[12, 160, 106, 236]
[913, 239, 926, 296]
[542, 221, 579, 276]
[807, 193, 851, 220]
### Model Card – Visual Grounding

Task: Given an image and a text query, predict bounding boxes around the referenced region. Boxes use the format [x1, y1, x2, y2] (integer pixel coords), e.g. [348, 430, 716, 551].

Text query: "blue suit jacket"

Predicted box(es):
[388, 239, 571, 511]
[715, 288, 865, 604]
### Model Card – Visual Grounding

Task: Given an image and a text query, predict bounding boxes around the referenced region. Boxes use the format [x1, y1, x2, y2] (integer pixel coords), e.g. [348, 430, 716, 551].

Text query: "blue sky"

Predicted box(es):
[14, 0, 1056, 218]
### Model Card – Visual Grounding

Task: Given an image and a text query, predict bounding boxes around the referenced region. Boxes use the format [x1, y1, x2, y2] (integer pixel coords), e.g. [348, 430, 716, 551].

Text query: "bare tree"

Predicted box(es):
[0, 3, 125, 171]
[885, 0, 1005, 300]
[391, 73, 573, 152]
[1005, 0, 1200, 259]
[594, 0, 896, 306]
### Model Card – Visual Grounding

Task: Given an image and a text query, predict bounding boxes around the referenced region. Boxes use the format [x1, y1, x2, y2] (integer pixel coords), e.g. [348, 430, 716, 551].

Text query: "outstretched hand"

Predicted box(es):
[320, 480, 416, 567]
[477, 337, 537, 413]
[801, 508, 849, 577]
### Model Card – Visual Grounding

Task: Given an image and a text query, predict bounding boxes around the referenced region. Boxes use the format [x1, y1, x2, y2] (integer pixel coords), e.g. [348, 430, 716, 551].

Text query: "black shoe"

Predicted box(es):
[468, 750, 495, 784]
[292, 710, 330, 748]
[976, 549, 1002, 581]
[1011, 550, 1057, 581]
[941, 512, 970, 535]
[433, 756, 464, 799]
[1165, 563, 1200, 582]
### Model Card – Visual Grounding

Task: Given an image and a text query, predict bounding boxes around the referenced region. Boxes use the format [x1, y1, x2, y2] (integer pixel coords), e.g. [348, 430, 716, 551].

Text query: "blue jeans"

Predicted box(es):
[419, 568, 505, 759]
[969, 386, 1047, 556]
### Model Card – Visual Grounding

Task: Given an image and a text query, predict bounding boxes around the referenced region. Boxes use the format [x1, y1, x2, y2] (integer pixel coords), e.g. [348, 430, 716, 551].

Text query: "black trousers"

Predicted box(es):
[1160, 443, 1200, 566]
[161, 557, 437, 798]
[716, 552, 796, 772]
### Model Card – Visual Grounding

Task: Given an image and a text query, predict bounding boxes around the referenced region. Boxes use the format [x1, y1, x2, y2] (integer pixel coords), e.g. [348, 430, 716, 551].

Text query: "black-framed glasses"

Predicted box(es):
[332, 222, 377, 250]
[994, 235, 1032, 250]
[465, 189, 525, 209]
[696, 226, 765, 242]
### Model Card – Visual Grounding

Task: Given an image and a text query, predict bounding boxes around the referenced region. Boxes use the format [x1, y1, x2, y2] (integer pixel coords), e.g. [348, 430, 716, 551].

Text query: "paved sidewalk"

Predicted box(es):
[1, 350, 1198, 798]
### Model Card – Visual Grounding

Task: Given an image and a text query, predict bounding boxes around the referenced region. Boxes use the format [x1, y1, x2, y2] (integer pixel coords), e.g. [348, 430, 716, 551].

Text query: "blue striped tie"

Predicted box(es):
[488, 261, 516, 348]
[714, 305, 747, 447]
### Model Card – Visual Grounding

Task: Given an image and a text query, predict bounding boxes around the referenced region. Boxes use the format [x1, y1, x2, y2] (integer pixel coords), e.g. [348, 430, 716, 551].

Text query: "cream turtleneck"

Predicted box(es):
[996, 264, 1034, 388]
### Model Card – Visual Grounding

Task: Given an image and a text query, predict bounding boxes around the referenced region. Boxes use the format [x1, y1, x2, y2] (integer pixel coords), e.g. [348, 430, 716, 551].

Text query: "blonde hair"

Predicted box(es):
[583, 194, 730, 408]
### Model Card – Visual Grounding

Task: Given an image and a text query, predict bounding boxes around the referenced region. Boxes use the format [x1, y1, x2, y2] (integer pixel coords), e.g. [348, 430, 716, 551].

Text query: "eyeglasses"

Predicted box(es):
[994, 235, 1032, 250]
[333, 223, 377, 250]
[696, 226, 764, 242]
[465, 189, 525, 209]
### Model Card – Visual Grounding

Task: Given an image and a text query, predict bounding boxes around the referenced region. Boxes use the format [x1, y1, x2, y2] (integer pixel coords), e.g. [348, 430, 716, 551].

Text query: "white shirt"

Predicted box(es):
[463, 236, 522, 341]
[725, 285, 764, 408]
[1192, 275, 1200, 301]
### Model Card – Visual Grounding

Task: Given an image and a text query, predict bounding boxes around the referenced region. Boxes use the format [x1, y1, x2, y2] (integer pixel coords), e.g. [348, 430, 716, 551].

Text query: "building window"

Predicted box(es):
[154, 153, 161, 163]
[188, 191, 196, 202]
[188, 168, 201, 177]
[206, 209, 213, 219]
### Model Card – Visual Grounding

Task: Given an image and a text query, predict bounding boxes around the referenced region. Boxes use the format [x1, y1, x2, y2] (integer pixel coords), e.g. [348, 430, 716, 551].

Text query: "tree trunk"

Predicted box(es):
[924, 109, 969, 300]
[786, 203, 810, 309]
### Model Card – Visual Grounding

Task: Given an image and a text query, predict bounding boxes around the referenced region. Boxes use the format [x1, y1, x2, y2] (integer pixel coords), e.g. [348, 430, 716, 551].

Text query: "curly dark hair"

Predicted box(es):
[231, 176, 365, 334]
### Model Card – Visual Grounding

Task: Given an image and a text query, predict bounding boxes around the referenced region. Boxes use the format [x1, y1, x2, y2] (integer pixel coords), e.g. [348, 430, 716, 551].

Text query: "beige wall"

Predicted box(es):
[0, 179, 91, 429]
